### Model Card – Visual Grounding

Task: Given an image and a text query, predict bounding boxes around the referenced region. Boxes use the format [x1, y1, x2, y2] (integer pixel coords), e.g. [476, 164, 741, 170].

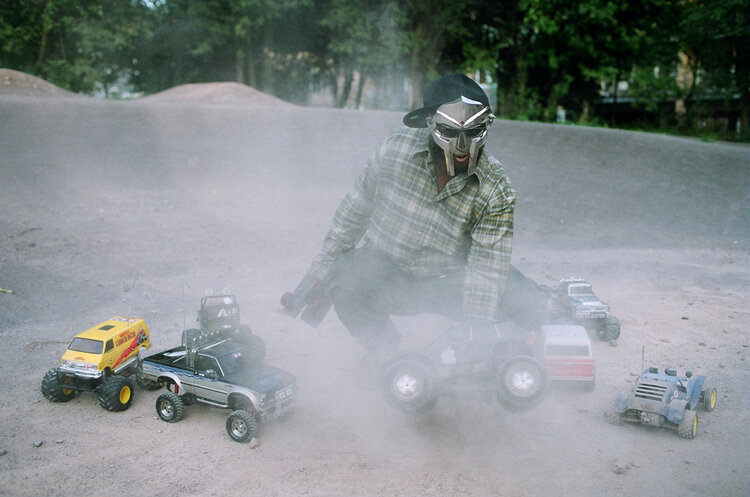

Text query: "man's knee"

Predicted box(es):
[500, 265, 550, 328]
[329, 247, 395, 301]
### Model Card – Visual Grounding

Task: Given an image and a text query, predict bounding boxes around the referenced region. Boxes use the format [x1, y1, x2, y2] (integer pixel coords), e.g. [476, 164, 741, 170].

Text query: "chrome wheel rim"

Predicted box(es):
[159, 400, 174, 419]
[508, 367, 538, 397]
[230, 418, 247, 438]
[393, 373, 421, 401]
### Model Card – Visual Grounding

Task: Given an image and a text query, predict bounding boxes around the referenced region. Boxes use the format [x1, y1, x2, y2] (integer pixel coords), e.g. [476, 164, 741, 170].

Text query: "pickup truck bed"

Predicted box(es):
[141, 341, 296, 424]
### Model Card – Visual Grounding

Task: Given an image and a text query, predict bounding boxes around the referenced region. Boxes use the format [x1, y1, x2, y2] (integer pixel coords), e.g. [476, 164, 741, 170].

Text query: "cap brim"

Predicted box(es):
[402, 105, 439, 128]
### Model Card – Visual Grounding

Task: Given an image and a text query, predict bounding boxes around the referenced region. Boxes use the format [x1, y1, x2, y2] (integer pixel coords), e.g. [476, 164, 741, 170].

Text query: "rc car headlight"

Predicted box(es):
[62, 360, 98, 373]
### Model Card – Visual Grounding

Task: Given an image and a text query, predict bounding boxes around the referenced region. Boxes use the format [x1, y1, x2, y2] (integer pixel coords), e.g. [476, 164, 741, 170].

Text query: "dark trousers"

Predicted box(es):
[328, 246, 548, 352]
[328, 246, 463, 351]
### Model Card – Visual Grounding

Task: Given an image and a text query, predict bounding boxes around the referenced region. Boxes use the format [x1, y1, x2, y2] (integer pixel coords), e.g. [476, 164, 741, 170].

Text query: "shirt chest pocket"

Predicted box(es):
[427, 200, 474, 251]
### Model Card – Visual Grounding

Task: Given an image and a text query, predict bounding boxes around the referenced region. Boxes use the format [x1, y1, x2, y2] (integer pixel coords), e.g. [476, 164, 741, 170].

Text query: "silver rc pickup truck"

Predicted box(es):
[140, 328, 296, 443]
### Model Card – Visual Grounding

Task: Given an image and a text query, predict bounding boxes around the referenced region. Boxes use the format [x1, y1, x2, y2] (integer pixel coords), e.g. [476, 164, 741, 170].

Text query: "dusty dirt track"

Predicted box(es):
[0, 69, 748, 496]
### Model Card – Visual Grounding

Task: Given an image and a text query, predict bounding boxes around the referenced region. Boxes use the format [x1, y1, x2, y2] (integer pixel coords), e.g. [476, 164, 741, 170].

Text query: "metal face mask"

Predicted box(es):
[427, 96, 493, 176]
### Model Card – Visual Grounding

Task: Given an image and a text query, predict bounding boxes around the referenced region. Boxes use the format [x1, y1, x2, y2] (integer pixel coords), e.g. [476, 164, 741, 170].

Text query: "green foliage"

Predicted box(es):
[628, 66, 681, 114]
[0, 0, 745, 140]
[320, 0, 409, 108]
[0, 0, 146, 95]
[675, 0, 749, 138]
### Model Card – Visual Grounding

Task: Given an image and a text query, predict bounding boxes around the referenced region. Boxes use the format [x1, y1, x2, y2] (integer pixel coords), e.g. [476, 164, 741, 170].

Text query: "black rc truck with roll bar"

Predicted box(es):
[139, 293, 296, 443]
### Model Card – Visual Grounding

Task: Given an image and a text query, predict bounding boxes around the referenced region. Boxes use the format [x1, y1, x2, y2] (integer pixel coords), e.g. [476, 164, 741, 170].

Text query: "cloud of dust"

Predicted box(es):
[2, 73, 748, 495]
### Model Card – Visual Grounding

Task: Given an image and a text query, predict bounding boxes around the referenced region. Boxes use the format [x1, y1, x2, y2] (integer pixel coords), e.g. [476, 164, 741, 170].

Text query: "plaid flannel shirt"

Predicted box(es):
[308, 127, 515, 324]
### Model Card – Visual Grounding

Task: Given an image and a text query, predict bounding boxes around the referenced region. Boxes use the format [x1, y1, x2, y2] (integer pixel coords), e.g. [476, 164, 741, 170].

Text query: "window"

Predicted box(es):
[569, 285, 592, 296]
[68, 337, 104, 354]
[545, 344, 591, 357]
[196, 355, 221, 375]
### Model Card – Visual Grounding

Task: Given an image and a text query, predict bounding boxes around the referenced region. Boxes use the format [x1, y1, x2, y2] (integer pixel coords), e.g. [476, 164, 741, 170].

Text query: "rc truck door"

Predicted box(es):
[101, 339, 116, 370]
[193, 354, 226, 403]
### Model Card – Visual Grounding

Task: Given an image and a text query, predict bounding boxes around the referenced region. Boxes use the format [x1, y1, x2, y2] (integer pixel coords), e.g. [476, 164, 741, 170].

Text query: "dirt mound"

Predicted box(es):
[0, 68, 80, 98]
[142, 81, 293, 106]
[0, 69, 292, 106]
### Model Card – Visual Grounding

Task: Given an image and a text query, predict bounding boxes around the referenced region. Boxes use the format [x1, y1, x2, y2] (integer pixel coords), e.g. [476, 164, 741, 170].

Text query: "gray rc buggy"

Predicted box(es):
[606, 366, 717, 439]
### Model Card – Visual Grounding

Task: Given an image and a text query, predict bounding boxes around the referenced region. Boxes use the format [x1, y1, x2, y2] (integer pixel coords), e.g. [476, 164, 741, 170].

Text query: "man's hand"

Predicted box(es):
[280, 274, 332, 328]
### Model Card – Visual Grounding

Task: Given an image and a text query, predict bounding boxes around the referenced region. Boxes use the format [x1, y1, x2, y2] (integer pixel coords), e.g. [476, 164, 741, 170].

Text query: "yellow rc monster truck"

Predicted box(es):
[41, 316, 151, 411]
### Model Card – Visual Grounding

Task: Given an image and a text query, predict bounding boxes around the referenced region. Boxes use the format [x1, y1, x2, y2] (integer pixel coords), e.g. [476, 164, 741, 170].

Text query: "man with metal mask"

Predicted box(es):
[283, 73, 528, 373]
[404, 72, 494, 178]
[426, 95, 494, 177]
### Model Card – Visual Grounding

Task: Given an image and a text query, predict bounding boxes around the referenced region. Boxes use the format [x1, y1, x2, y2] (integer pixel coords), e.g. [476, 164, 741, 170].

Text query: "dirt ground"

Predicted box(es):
[0, 68, 748, 497]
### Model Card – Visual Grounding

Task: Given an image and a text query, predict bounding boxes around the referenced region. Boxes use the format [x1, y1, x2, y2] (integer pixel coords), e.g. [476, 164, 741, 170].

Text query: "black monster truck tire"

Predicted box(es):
[382, 357, 438, 414]
[678, 409, 698, 439]
[98, 375, 134, 412]
[156, 391, 185, 422]
[230, 326, 266, 363]
[597, 316, 621, 341]
[496, 356, 548, 412]
[701, 383, 717, 412]
[226, 409, 258, 443]
[40, 368, 76, 402]
[246, 334, 266, 364]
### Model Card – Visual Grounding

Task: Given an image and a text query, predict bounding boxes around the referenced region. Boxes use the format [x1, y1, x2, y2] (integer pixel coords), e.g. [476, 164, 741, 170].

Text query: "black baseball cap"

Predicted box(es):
[403, 73, 491, 128]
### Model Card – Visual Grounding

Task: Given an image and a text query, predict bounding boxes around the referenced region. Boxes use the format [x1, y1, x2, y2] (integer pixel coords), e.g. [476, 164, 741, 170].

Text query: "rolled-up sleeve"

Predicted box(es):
[307, 148, 381, 282]
[463, 182, 515, 324]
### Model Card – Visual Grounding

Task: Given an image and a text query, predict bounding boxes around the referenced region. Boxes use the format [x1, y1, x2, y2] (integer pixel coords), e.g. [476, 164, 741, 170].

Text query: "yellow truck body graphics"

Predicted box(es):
[61, 316, 151, 375]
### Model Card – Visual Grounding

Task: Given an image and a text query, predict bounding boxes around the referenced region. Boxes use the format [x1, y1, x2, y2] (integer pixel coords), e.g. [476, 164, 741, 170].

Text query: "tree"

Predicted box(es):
[401, 0, 466, 110]
[451, 1, 533, 118]
[676, 0, 750, 138]
[0, 0, 144, 95]
[519, 0, 677, 122]
[201, 0, 310, 91]
[457, 0, 679, 124]
[130, 0, 315, 95]
[0, 0, 44, 72]
[321, 0, 408, 109]
[71, 1, 146, 96]
[263, 2, 330, 104]
[1, 0, 746, 141]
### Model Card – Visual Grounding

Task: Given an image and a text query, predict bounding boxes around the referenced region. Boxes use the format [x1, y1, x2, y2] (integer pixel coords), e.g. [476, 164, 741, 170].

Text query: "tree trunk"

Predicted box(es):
[235, 48, 246, 85]
[329, 70, 339, 106]
[741, 90, 749, 141]
[407, 11, 440, 111]
[680, 66, 699, 131]
[336, 69, 354, 108]
[495, 66, 512, 117]
[36, 24, 49, 75]
[611, 74, 619, 127]
[408, 65, 425, 111]
[354, 70, 367, 109]
[258, 23, 273, 93]
[246, 51, 257, 89]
